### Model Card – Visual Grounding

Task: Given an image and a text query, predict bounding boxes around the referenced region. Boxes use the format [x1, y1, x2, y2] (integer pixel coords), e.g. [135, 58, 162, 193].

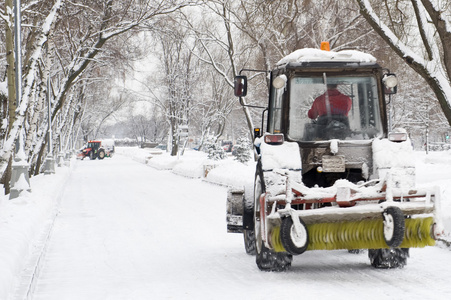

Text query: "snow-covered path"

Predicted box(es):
[31, 154, 451, 300]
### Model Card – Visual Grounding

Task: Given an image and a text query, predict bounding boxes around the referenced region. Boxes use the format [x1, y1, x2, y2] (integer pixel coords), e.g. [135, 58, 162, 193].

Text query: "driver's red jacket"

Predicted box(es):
[308, 89, 352, 119]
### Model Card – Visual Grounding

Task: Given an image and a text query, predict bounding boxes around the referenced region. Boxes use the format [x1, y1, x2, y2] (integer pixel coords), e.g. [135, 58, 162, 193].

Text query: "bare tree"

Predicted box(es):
[192, 69, 236, 149]
[144, 15, 198, 156]
[182, 1, 257, 140]
[186, 0, 379, 141]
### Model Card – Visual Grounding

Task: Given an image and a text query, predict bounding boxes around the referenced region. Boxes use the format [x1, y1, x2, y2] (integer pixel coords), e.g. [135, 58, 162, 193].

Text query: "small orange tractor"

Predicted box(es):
[77, 140, 113, 160]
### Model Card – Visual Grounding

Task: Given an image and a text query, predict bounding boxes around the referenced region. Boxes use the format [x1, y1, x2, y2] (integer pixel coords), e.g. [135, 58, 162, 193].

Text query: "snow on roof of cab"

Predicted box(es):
[277, 48, 377, 66]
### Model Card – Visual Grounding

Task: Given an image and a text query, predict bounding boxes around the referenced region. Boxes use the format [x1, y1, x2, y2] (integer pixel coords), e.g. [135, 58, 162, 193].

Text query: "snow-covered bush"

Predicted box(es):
[203, 136, 226, 160]
[234, 135, 252, 164]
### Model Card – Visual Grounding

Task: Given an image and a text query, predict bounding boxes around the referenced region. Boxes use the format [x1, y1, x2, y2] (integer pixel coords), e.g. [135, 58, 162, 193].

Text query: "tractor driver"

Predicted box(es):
[308, 84, 352, 120]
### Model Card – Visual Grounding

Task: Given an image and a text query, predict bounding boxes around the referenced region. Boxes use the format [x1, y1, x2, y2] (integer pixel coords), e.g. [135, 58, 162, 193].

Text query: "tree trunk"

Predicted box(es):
[0, 157, 12, 195]
[33, 132, 48, 176]
[170, 121, 178, 156]
[0, 93, 7, 140]
[5, 0, 16, 132]
[3, 0, 16, 194]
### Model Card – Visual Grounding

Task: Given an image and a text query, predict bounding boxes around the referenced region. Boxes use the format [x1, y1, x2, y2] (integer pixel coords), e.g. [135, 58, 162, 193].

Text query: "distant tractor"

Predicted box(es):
[78, 140, 113, 160]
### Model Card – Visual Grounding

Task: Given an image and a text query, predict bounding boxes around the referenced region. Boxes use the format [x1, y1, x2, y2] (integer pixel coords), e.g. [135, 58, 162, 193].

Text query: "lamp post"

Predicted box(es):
[14, 0, 22, 100]
[10, 0, 31, 199]
[43, 77, 56, 174]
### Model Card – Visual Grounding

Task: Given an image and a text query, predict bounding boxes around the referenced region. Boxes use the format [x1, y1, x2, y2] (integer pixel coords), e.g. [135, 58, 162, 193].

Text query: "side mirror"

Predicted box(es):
[383, 73, 398, 95]
[234, 76, 247, 97]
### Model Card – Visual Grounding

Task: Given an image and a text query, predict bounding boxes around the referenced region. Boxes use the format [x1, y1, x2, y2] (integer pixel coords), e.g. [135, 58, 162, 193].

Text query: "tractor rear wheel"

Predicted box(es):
[98, 149, 105, 160]
[368, 248, 409, 269]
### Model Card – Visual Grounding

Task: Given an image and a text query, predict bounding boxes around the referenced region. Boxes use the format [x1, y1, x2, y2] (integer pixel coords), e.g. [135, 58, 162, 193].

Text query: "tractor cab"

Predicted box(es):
[235, 48, 399, 187]
[87, 141, 101, 152]
[270, 70, 385, 142]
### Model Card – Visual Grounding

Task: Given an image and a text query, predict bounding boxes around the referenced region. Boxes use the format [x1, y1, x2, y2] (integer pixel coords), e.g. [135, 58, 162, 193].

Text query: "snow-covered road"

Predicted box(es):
[30, 154, 451, 300]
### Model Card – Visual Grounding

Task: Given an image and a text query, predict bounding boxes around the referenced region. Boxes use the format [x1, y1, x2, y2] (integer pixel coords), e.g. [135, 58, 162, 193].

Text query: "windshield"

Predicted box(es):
[288, 74, 383, 141]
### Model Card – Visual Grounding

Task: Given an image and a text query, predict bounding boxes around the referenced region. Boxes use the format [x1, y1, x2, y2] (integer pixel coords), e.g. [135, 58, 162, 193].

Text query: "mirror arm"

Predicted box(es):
[239, 96, 267, 109]
[237, 68, 269, 109]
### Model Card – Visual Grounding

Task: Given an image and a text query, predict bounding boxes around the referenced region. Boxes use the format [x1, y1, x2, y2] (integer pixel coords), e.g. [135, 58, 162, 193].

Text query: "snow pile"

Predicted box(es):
[172, 151, 221, 178]
[373, 137, 416, 189]
[114, 146, 154, 164]
[415, 151, 451, 237]
[172, 159, 206, 178]
[0, 164, 72, 300]
[115, 146, 256, 184]
[372, 138, 415, 170]
[260, 140, 302, 171]
[277, 48, 377, 65]
[115, 146, 169, 166]
[205, 160, 255, 188]
[424, 149, 451, 165]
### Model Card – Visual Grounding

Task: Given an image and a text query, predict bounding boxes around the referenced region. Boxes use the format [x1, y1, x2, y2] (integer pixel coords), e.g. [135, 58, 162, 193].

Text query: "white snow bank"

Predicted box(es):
[116, 146, 256, 187]
[415, 151, 451, 239]
[204, 160, 255, 189]
[0, 164, 72, 300]
[172, 159, 205, 178]
[149, 150, 209, 174]
[277, 48, 377, 65]
[115, 146, 163, 165]
[118, 146, 257, 188]
[423, 149, 451, 165]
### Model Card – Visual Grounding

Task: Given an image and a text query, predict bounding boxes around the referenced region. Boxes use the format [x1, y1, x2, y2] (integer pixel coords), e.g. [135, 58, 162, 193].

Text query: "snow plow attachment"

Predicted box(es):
[271, 214, 436, 252]
[258, 178, 442, 254]
[226, 173, 442, 253]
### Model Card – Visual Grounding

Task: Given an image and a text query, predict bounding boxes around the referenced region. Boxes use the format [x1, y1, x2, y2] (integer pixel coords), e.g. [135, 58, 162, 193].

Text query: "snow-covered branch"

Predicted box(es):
[357, 0, 451, 126]
[0, 0, 63, 174]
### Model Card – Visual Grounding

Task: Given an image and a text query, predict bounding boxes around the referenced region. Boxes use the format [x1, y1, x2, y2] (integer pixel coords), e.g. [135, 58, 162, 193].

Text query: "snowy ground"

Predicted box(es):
[0, 147, 450, 299]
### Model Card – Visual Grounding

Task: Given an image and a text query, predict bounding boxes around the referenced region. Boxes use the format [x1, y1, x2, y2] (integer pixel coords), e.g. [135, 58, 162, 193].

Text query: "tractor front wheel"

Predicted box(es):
[243, 229, 256, 255]
[254, 168, 292, 271]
